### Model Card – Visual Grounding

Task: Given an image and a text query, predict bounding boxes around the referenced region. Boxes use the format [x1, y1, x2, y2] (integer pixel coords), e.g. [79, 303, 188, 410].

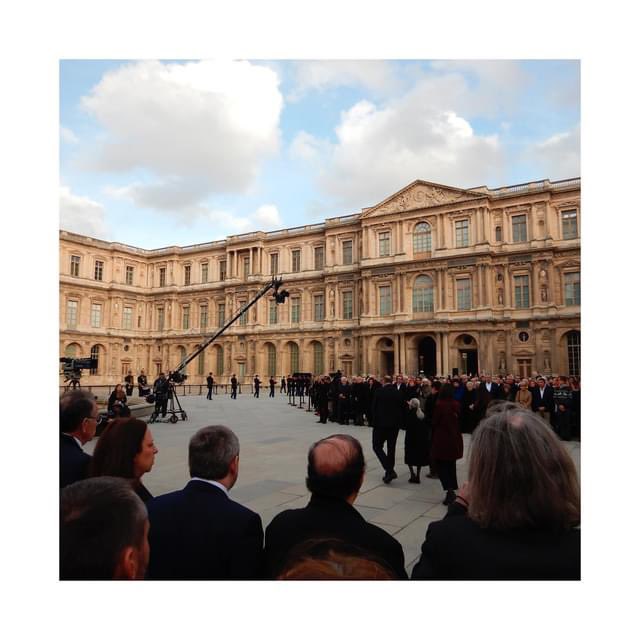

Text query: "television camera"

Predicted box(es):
[60, 357, 98, 388]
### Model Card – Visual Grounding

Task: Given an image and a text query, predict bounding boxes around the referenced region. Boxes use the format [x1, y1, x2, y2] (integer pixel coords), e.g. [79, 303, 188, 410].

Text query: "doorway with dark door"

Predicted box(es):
[459, 349, 478, 376]
[418, 337, 437, 377]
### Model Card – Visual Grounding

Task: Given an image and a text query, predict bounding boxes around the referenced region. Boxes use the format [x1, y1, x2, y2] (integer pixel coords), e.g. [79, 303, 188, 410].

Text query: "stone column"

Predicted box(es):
[399, 333, 406, 374]
[504, 269, 512, 308]
[442, 332, 450, 375]
[436, 333, 442, 375]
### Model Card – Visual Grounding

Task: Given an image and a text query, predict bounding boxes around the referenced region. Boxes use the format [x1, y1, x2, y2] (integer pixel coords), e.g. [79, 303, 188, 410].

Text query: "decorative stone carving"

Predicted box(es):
[372, 184, 471, 216]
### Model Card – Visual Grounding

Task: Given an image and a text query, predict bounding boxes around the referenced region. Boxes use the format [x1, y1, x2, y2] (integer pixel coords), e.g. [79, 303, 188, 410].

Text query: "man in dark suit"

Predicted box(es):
[146, 425, 263, 579]
[206, 372, 214, 400]
[475, 374, 501, 419]
[371, 375, 407, 483]
[531, 376, 555, 422]
[60, 390, 98, 488]
[230, 373, 238, 399]
[264, 434, 407, 578]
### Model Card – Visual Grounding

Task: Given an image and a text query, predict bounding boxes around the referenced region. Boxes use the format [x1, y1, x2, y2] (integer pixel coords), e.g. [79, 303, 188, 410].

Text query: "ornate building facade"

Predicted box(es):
[60, 178, 581, 385]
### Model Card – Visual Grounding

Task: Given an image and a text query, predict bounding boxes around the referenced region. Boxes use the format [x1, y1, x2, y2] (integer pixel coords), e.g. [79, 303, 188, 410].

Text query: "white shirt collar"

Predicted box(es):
[190, 477, 229, 496]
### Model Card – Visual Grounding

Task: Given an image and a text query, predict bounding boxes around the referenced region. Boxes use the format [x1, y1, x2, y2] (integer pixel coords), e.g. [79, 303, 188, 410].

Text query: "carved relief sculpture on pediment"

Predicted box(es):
[373, 184, 472, 216]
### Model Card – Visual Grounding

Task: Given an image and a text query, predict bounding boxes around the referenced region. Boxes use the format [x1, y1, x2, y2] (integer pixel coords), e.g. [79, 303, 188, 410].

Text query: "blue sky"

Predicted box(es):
[60, 59, 580, 249]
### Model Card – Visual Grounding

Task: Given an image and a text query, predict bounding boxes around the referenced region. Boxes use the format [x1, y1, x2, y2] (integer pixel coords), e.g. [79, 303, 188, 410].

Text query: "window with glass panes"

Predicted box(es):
[456, 278, 471, 310]
[289, 342, 299, 372]
[90, 303, 102, 328]
[291, 249, 301, 272]
[90, 345, 99, 374]
[496, 226, 502, 242]
[184, 265, 191, 286]
[314, 246, 324, 270]
[219, 260, 227, 280]
[270, 253, 279, 275]
[125, 266, 134, 285]
[239, 302, 248, 326]
[342, 240, 353, 265]
[159, 267, 166, 287]
[455, 220, 469, 247]
[379, 231, 390, 256]
[564, 272, 580, 305]
[514, 274, 530, 308]
[200, 304, 208, 328]
[342, 290, 353, 319]
[182, 305, 190, 329]
[157, 307, 165, 330]
[123, 306, 133, 329]
[267, 344, 276, 376]
[413, 222, 432, 253]
[562, 210, 578, 239]
[314, 294, 324, 321]
[413, 275, 434, 312]
[379, 285, 391, 316]
[512, 215, 527, 242]
[201, 263, 208, 283]
[269, 299, 278, 324]
[567, 331, 580, 375]
[291, 297, 300, 323]
[197, 351, 205, 376]
[215, 347, 224, 376]
[217, 303, 225, 327]
[94, 260, 104, 281]
[243, 256, 250, 279]
[66, 300, 78, 328]
[313, 342, 323, 375]
[70, 255, 80, 277]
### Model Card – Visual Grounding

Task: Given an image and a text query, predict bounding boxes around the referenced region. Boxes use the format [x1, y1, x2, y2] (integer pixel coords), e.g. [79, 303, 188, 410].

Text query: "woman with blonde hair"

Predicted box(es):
[404, 397, 430, 483]
[515, 379, 533, 410]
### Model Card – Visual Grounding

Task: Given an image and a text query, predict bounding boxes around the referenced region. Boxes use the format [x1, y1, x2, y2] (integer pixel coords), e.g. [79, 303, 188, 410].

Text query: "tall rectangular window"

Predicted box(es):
[562, 210, 578, 239]
[270, 253, 279, 275]
[291, 249, 301, 273]
[125, 266, 134, 285]
[216, 348, 224, 376]
[379, 285, 391, 316]
[564, 272, 580, 305]
[291, 297, 300, 323]
[200, 304, 208, 328]
[123, 306, 133, 330]
[269, 299, 277, 324]
[219, 260, 227, 280]
[455, 220, 469, 247]
[182, 305, 190, 330]
[343, 240, 353, 265]
[342, 290, 353, 319]
[456, 278, 471, 310]
[314, 294, 324, 321]
[514, 274, 530, 308]
[495, 226, 502, 242]
[243, 256, 250, 279]
[66, 300, 78, 328]
[239, 301, 248, 326]
[90, 303, 102, 328]
[512, 215, 527, 242]
[70, 255, 80, 277]
[217, 303, 225, 327]
[94, 260, 104, 281]
[379, 232, 390, 257]
[314, 246, 324, 270]
[184, 265, 191, 286]
[159, 267, 166, 287]
[157, 307, 165, 331]
[197, 351, 205, 376]
[201, 263, 209, 283]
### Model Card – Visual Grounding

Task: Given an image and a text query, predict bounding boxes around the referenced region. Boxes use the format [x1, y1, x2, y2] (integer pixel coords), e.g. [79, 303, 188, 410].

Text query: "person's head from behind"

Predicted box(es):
[468, 408, 580, 531]
[306, 434, 365, 504]
[189, 425, 240, 489]
[91, 418, 157, 481]
[60, 390, 99, 444]
[60, 477, 149, 579]
[277, 538, 397, 580]
[438, 383, 454, 401]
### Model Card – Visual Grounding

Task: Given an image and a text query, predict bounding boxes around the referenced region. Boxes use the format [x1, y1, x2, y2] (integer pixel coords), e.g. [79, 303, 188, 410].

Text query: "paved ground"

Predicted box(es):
[87, 390, 581, 575]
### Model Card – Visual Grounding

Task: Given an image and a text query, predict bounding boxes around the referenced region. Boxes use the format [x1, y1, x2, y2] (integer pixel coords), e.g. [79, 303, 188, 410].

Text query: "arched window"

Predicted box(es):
[90, 345, 100, 375]
[312, 342, 324, 375]
[567, 330, 580, 376]
[289, 342, 299, 373]
[413, 222, 432, 253]
[177, 346, 187, 366]
[413, 275, 434, 312]
[215, 346, 224, 376]
[65, 343, 79, 358]
[197, 351, 205, 376]
[267, 343, 277, 376]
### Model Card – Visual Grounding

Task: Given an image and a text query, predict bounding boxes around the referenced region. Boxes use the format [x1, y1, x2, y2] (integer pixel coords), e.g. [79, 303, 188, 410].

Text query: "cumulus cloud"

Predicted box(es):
[80, 60, 283, 214]
[60, 186, 109, 238]
[530, 126, 580, 179]
[207, 204, 283, 236]
[60, 126, 78, 144]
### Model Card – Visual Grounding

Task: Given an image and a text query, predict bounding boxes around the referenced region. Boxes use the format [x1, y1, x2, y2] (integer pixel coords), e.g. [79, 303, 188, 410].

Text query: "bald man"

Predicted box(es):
[264, 434, 407, 578]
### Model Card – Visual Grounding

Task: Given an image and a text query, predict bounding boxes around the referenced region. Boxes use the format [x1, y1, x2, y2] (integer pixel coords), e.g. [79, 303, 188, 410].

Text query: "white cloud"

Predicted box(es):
[59, 186, 109, 238]
[530, 126, 580, 179]
[252, 204, 282, 229]
[60, 126, 78, 144]
[80, 60, 283, 214]
[206, 204, 283, 237]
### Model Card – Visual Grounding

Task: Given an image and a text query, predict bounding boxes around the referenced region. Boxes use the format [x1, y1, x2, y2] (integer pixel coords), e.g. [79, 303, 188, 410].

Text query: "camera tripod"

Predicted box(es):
[148, 384, 188, 424]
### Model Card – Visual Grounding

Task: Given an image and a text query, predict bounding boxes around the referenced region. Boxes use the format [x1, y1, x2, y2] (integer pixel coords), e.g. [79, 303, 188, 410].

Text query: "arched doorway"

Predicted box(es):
[453, 334, 478, 376]
[377, 337, 395, 376]
[566, 330, 580, 376]
[417, 336, 437, 377]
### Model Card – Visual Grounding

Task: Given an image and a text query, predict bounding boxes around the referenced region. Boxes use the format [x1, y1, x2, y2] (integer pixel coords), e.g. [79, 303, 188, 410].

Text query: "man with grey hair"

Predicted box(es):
[146, 425, 263, 579]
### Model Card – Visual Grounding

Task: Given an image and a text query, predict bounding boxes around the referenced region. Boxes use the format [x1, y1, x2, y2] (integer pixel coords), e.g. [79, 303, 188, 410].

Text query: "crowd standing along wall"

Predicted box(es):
[60, 178, 581, 385]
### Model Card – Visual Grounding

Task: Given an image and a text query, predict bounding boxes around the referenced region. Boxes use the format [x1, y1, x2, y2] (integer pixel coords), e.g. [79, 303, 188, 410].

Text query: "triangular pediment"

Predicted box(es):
[361, 180, 487, 218]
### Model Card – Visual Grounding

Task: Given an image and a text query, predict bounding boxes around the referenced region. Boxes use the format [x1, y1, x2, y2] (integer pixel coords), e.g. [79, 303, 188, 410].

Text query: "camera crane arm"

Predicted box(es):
[171, 276, 289, 379]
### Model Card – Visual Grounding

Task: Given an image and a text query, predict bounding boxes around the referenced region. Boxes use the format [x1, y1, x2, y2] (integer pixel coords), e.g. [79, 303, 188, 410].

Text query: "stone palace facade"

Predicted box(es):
[60, 178, 581, 385]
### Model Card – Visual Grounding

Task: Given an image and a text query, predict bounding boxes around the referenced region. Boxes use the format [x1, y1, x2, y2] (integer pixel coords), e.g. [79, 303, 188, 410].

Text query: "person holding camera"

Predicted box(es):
[153, 372, 170, 418]
[137, 370, 149, 397]
[108, 383, 131, 418]
[124, 370, 134, 396]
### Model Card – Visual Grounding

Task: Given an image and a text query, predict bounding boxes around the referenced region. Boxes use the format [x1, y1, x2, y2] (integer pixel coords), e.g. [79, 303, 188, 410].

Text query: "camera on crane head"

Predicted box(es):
[272, 276, 290, 304]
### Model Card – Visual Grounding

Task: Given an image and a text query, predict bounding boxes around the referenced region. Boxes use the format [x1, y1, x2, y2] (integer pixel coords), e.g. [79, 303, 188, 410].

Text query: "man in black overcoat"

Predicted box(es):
[476, 374, 501, 419]
[60, 390, 98, 488]
[531, 376, 555, 422]
[264, 434, 407, 578]
[206, 372, 214, 400]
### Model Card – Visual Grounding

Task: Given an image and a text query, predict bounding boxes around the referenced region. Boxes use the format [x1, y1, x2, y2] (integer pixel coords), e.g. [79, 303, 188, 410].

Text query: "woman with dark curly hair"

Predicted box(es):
[90, 418, 158, 502]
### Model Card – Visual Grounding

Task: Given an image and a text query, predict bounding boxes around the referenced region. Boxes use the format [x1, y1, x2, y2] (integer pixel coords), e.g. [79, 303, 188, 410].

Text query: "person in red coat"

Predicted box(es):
[430, 384, 463, 505]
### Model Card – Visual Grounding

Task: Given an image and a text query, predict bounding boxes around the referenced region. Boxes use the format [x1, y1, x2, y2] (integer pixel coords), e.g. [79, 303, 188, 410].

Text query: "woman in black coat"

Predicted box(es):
[404, 398, 430, 483]
[107, 383, 130, 417]
[460, 381, 478, 433]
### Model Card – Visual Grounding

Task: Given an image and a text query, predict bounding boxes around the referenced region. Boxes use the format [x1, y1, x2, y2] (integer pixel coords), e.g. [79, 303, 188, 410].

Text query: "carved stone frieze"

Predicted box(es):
[369, 183, 474, 216]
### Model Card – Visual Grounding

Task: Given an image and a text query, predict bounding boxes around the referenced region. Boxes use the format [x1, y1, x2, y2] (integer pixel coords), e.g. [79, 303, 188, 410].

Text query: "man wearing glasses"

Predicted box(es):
[60, 390, 99, 488]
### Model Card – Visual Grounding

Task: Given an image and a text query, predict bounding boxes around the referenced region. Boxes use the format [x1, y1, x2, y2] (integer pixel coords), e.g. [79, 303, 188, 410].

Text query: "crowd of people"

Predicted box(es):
[60, 380, 581, 580]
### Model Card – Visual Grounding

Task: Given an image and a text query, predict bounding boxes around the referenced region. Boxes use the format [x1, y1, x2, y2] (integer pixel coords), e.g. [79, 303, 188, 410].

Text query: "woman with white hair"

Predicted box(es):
[404, 397, 430, 483]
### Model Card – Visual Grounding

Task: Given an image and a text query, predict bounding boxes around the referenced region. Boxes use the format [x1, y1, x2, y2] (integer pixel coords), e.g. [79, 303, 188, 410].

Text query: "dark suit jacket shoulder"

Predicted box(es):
[411, 509, 580, 580]
[146, 480, 263, 579]
[60, 434, 91, 488]
[265, 495, 407, 578]
[372, 384, 407, 429]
